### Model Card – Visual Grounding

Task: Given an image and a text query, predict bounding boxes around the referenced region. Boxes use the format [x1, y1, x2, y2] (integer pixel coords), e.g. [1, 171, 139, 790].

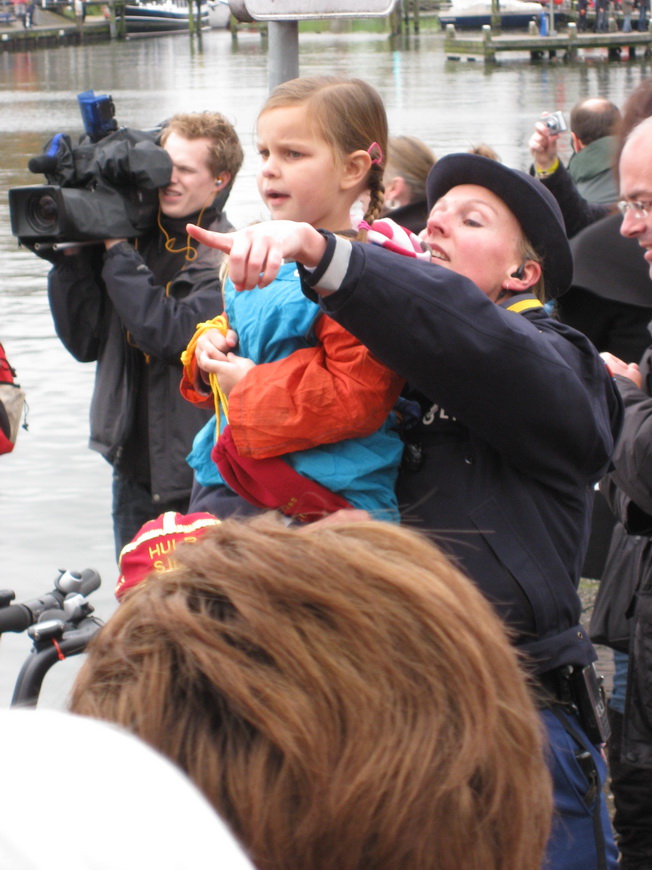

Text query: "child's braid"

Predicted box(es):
[356, 165, 385, 242]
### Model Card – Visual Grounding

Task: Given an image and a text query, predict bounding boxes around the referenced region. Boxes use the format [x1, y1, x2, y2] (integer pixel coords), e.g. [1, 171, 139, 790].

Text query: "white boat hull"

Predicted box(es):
[125, 1, 210, 35]
[438, 0, 549, 28]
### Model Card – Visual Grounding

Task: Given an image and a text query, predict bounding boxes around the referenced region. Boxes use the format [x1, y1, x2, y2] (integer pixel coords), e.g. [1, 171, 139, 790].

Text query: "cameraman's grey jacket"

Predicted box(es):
[47, 210, 230, 504]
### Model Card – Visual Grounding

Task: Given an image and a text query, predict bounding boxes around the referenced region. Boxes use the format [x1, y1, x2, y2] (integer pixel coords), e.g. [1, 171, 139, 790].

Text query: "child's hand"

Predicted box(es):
[212, 353, 255, 397]
[186, 221, 328, 292]
[195, 328, 239, 381]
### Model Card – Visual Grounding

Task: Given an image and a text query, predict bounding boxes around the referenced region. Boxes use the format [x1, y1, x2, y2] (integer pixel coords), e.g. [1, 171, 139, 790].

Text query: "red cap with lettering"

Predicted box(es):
[115, 511, 220, 602]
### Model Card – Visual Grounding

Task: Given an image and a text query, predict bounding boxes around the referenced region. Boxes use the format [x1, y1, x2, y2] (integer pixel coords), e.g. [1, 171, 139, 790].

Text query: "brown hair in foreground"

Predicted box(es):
[70, 514, 552, 870]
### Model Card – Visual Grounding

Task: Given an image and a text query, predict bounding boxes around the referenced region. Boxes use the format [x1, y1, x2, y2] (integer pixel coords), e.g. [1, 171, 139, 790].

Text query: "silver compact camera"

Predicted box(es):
[544, 110, 568, 135]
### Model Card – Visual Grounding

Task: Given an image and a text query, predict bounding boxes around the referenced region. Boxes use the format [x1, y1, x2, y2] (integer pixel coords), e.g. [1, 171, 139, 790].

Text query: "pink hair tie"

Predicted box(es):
[367, 142, 383, 166]
[362, 217, 432, 262]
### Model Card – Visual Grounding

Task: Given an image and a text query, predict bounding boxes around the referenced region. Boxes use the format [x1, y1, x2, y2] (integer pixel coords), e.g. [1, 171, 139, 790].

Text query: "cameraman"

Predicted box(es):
[47, 112, 243, 557]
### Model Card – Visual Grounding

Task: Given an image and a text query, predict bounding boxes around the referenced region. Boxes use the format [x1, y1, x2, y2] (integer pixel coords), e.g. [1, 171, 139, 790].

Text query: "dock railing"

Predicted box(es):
[444, 19, 652, 61]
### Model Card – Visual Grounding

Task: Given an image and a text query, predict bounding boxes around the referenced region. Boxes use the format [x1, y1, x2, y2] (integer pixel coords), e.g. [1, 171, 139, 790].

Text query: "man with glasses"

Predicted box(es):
[591, 116, 652, 870]
[528, 102, 652, 368]
[618, 198, 652, 221]
[619, 114, 652, 248]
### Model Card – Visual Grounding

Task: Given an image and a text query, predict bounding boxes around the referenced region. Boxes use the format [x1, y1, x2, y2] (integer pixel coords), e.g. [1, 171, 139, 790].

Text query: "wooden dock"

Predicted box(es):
[444, 21, 652, 62]
[0, 18, 110, 51]
[0, 4, 130, 52]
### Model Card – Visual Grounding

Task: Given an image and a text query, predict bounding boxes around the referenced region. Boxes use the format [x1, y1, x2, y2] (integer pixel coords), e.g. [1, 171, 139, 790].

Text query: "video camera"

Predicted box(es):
[8, 90, 173, 251]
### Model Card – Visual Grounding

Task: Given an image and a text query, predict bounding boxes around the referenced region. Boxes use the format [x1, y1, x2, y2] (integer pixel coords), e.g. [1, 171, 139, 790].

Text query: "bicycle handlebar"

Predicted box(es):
[0, 569, 101, 634]
[11, 615, 104, 708]
[75, 568, 102, 597]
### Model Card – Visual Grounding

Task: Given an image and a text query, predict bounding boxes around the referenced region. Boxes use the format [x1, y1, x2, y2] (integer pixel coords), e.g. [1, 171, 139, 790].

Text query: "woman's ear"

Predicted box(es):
[503, 259, 542, 292]
[384, 175, 407, 206]
[341, 150, 373, 191]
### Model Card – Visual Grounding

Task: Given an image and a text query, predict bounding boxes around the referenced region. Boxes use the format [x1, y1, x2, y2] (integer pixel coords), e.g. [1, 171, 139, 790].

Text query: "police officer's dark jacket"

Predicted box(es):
[301, 238, 623, 676]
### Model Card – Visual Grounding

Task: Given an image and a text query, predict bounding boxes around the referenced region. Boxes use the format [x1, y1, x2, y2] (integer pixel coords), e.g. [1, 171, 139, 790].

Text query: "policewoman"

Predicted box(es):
[186, 152, 623, 870]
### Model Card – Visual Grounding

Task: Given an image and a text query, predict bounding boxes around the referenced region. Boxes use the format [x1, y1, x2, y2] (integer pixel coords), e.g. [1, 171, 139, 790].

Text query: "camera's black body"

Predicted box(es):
[8, 91, 172, 248]
[9, 174, 165, 244]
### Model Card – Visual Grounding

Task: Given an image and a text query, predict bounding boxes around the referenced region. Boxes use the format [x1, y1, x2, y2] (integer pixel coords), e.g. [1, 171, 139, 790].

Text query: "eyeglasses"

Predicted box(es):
[617, 200, 652, 219]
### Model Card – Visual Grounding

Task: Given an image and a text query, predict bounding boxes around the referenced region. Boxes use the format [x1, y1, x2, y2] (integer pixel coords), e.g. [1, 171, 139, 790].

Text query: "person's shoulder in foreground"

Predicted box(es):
[0, 708, 254, 870]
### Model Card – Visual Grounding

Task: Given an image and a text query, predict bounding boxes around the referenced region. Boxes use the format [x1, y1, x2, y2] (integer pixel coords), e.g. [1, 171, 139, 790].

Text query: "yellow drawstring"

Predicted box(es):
[180, 315, 230, 441]
[156, 204, 209, 261]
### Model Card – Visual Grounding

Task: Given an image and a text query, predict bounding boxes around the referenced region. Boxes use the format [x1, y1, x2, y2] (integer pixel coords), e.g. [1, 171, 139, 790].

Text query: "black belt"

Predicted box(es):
[536, 664, 611, 744]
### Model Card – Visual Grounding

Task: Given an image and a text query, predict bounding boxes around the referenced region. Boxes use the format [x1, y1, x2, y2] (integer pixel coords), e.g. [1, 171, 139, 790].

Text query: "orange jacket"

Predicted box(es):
[180, 314, 404, 459]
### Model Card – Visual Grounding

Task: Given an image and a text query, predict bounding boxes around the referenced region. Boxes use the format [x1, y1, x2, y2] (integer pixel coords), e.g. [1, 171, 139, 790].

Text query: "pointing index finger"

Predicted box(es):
[186, 224, 233, 253]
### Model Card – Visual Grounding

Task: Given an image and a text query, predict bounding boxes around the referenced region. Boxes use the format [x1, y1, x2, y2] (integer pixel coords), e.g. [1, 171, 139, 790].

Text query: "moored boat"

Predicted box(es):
[438, 0, 550, 29]
[125, 0, 210, 36]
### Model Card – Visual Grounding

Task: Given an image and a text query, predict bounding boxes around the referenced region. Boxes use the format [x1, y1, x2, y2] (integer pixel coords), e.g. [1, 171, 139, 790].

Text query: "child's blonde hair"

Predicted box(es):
[260, 76, 388, 237]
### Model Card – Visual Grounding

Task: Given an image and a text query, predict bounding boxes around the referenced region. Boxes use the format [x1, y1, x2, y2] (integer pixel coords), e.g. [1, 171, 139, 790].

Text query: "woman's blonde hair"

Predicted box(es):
[70, 514, 551, 870]
[385, 134, 436, 203]
[259, 76, 388, 237]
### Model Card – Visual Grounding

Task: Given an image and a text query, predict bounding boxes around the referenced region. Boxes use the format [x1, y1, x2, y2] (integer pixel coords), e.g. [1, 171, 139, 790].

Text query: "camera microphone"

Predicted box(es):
[28, 155, 59, 175]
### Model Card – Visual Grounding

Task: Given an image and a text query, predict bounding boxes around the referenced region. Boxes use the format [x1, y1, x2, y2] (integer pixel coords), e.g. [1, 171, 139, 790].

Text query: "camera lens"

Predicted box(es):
[27, 192, 59, 233]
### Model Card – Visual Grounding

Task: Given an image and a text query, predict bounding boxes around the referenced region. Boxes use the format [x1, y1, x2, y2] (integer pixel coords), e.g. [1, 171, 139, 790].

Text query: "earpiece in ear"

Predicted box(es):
[511, 260, 527, 280]
[214, 177, 223, 186]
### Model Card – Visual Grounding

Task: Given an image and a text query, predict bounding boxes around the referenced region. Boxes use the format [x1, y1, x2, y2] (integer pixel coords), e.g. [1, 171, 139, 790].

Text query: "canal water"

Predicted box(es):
[0, 25, 649, 706]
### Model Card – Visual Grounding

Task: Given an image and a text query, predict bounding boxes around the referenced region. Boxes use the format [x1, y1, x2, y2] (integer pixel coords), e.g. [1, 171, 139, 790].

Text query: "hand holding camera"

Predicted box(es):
[529, 110, 567, 174]
[543, 110, 568, 136]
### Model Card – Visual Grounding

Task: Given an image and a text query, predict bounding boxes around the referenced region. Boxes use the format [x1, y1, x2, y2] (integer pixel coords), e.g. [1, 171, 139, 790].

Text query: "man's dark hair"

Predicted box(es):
[570, 97, 622, 146]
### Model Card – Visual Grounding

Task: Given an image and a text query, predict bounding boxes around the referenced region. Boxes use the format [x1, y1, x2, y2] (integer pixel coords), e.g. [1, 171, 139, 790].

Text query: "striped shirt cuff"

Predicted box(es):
[301, 231, 352, 296]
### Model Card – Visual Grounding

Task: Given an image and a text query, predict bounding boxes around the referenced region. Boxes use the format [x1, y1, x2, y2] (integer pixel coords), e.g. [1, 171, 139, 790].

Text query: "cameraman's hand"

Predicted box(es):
[195, 328, 239, 384]
[529, 119, 560, 173]
[104, 238, 128, 251]
[62, 245, 84, 257]
[212, 353, 255, 398]
[186, 221, 328, 292]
